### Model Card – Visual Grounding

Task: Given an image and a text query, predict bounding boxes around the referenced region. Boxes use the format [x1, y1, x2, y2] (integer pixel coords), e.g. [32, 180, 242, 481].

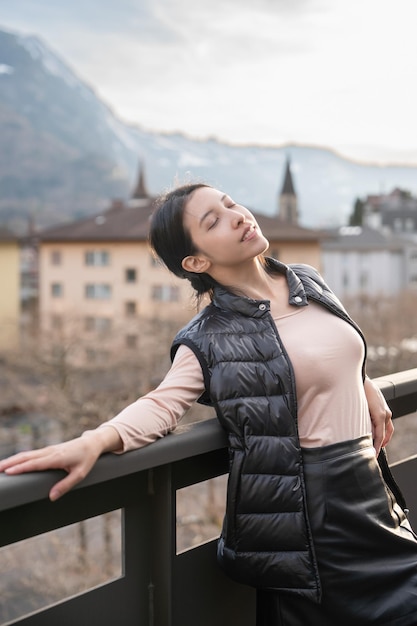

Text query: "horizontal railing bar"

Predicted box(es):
[0, 418, 228, 513]
[1, 368, 416, 516]
[0, 471, 147, 547]
[376, 367, 417, 405]
[1, 368, 417, 626]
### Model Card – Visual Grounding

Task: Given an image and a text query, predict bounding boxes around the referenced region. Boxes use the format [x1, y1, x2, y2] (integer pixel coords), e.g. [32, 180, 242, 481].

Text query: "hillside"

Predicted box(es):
[1, 26, 417, 232]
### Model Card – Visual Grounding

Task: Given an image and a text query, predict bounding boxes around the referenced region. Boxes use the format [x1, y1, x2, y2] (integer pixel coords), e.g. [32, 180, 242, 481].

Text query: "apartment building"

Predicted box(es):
[0, 227, 19, 350]
[321, 187, 417, 298]
[363, 188, 417, 238]
[39, 197, 195, 362]
[38, 165, 323, 363]
[321, 225, 412, 298]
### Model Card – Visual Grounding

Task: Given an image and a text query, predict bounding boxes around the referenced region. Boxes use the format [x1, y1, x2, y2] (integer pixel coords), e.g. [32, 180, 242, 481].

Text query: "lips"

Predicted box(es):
[241, 225, 256, 241]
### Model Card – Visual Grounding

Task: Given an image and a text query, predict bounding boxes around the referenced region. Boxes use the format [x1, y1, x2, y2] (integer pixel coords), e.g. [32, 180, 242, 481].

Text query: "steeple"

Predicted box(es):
[278, 156, 298, 224]
[131, 161, 149, 201]
[281, 157, 296, 195]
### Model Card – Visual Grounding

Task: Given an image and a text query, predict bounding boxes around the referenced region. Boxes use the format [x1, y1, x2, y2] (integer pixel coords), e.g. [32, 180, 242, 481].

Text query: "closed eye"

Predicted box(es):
[208, 217, 219, 230]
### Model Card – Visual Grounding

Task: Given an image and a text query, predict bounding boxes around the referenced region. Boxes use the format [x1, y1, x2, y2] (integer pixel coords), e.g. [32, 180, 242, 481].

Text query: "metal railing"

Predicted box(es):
[1, 369, 417, 626]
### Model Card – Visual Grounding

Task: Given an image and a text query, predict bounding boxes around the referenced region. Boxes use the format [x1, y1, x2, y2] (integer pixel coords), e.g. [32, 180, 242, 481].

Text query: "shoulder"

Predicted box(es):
[175, 303, 224, 339]
[171, 303, 226, 356]
[289, 263, 334, 294]
[289, 263, 350, 316]
[289, 263, 325, 284]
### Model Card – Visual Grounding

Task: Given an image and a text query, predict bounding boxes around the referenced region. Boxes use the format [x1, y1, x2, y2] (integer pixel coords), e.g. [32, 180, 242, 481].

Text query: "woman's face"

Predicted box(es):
[181, 187, 269, 277]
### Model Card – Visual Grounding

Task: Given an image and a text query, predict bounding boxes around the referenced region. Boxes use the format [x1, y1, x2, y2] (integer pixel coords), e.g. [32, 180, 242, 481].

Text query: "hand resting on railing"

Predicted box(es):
[0, 376, 393, 503]
[0, 426, 123, 501]
[364, 375, 394, 456]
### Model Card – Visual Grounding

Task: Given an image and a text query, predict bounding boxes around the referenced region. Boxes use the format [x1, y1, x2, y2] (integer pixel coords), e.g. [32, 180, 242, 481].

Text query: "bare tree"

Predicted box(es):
[345, 291, 417, 378]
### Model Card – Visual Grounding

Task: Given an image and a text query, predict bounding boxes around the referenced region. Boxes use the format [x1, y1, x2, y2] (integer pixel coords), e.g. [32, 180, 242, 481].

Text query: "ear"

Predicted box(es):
[181, 254, 211, 274]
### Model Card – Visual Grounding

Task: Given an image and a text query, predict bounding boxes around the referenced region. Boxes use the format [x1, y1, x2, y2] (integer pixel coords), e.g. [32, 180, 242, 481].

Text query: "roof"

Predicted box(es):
[365, 188, 417, 212]
[254, 212, 324, 242]
[0, 227, 18, 242]
[322, 225, 406, 251]
[40, 199, 156, 242]
[38, 192, 323, 245]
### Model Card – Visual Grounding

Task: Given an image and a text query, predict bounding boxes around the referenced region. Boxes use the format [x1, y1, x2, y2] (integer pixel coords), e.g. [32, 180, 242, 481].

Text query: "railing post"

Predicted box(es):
[1, 369, 417, 626]
[149, 464, 176, 626]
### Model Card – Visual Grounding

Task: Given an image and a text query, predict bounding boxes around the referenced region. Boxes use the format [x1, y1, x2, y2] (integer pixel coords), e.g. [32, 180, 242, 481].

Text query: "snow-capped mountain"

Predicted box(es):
[1, 26, 417, 232]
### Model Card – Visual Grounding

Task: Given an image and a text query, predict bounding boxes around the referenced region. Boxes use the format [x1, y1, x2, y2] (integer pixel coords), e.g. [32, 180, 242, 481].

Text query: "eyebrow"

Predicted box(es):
[199, 194, 227, 226]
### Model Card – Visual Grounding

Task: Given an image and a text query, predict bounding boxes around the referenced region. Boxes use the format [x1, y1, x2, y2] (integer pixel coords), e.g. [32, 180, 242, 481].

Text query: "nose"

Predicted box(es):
[230, 209, 246, 228]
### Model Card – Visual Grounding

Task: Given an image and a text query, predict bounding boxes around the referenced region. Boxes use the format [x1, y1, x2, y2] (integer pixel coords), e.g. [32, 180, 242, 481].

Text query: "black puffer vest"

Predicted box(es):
[171, 259, 366, 602]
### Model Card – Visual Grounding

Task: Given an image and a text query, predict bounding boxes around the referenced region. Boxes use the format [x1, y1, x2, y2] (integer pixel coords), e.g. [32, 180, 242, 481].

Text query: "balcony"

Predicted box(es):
[1, 369, 417, 626]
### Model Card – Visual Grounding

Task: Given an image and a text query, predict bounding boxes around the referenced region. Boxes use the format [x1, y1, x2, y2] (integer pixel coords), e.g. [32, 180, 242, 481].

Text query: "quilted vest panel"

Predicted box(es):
[170, 262, 344, 600]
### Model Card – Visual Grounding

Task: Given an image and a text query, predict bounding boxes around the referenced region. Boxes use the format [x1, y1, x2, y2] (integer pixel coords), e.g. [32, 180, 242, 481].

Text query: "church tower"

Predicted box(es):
[129, 161, 150, 206]
[278, 157, 298, 224]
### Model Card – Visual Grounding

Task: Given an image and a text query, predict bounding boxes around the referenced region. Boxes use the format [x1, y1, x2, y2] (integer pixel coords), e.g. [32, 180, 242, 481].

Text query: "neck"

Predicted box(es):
[211, 257, 280, 300]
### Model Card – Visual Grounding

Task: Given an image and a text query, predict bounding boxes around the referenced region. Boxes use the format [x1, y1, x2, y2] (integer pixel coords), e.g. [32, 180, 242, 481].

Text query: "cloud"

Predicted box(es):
[1, 0, 417, 162]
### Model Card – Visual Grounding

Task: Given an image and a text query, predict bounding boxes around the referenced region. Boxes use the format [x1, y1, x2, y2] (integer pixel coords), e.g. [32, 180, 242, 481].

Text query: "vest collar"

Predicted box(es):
[212, 257, 308, 317]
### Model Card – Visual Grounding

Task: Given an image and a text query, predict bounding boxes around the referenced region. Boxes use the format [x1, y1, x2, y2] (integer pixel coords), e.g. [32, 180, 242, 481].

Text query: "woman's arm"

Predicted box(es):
[100, 345, 205, 452]
[0, 346, 204, 501]
[364, 375, 394, 456]
[0, 426, 122, 501]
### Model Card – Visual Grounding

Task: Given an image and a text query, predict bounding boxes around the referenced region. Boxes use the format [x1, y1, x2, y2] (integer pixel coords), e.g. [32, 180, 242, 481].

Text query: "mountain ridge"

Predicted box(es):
[1, 26, 417, 233]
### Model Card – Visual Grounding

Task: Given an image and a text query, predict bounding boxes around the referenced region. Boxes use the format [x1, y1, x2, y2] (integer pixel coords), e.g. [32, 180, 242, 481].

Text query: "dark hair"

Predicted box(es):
[149, 183, 219, 300]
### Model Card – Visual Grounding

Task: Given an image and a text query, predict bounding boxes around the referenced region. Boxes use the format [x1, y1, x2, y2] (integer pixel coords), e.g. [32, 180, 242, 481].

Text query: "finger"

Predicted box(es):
[49, 477, 71, 501]
[2, 449, 67, 475]
[4, 459, 49, 475]
[0, 449, 47, 472]
[49, 469, 87, 501]
[372, 422, 384, 457]
[382, 419, 394, 448]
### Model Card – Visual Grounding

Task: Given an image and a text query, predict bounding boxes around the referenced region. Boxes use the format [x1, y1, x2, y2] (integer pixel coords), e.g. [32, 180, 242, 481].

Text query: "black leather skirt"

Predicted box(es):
[256, 435, 417, 626]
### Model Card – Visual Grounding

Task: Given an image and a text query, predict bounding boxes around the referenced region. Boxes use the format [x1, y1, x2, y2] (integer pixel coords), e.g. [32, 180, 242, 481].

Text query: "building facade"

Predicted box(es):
[37, 165, 323, 363]
[363, 188, 417, 238]
[39, 197, 194, 364]
[0, 227, 19, 350]
[321, 225, 417, 298]
[322, 186, 417, 298]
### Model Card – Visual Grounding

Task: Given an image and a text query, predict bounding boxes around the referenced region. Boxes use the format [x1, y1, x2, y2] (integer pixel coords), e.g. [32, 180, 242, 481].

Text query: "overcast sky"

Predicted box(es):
[1, 0, 417, 164]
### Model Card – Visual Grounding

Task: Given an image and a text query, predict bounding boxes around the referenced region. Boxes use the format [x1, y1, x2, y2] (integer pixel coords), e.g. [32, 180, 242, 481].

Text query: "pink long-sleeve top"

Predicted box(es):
[98, 302, 372, 452]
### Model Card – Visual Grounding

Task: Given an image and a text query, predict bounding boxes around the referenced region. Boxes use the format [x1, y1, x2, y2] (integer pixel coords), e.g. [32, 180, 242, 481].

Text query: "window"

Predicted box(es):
[85, 316, 94, 331]
[126, 334, 138, 349]
[125, 301, 137, 316]
[86, 348, 111, 363]
[125, 268, 137, 283]
[359, 271, 368, 288]
[85, 250, 110, 266]
[393, 218, 402, 232]
[51, 283, 63, 298]
[152, 285, 180, 302]
[50, 250, 62, 266]
[85, 284, 112, 299]
[97, 318, 112, 331]
[51, 315, 62, 329]
[85, 316, 112, 332]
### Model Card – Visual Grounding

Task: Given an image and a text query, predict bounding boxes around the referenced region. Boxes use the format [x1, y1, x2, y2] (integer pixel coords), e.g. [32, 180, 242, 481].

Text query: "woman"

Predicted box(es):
[1, 184, 416, 625]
